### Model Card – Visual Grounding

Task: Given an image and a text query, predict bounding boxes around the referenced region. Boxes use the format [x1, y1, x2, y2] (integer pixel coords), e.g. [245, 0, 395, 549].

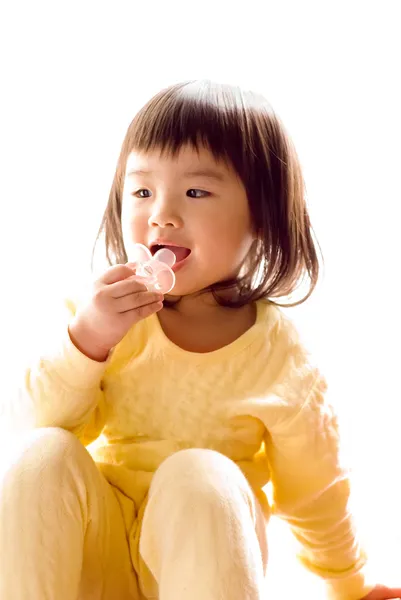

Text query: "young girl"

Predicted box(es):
[0, 80, 399, 600]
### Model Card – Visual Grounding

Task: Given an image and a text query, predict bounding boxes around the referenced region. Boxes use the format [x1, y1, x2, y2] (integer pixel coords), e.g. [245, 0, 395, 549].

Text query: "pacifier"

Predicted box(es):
[129, 243, 176, 294]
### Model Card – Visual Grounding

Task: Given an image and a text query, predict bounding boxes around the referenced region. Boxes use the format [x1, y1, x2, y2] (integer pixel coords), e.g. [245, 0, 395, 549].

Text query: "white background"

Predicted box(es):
[0, 0, 400, 595]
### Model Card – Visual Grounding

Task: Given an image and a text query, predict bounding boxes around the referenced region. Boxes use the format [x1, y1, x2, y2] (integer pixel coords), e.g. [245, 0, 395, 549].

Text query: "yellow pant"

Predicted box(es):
[0, 428, 268, 599]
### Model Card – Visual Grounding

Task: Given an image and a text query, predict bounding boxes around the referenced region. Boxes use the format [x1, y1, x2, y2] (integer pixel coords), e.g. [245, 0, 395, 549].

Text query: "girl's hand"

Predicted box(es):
[68, 263, 164, 361]
[360, 585, 401, 599]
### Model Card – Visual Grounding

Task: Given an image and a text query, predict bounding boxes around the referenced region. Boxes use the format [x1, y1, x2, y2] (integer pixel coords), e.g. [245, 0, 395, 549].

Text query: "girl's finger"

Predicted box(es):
[109, 275, 155, 298]
[114, 291, 163, 313]
[122, 299, 164, 323]
[125, 261, 139, 270]
[101, 264, 137, 285]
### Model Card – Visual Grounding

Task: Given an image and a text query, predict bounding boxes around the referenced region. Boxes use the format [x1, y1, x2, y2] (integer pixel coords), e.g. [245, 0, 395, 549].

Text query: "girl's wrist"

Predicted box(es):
[68, 318, 110, 362]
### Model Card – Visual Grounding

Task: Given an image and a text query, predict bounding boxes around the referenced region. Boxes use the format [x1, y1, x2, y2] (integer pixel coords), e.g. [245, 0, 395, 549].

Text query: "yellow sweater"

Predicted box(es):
[15, 298, 371, 599]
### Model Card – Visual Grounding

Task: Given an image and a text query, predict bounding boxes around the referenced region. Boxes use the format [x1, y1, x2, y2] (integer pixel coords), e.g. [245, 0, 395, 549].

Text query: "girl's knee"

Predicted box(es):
[156, 448, 237, 478]
[156, 449, 268, 570]
[0, 427, 85, 487]
[152, 448, 253, 504]
[144, 449, 268, 572]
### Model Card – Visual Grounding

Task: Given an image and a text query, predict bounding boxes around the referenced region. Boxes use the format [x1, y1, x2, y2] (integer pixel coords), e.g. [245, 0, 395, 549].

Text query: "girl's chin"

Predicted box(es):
[163, 285, 223, 304]
[164, 285, 206, 300]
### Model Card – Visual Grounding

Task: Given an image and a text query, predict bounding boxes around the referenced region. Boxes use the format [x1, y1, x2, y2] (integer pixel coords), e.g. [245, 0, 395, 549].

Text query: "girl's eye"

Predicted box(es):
[187, 189, 210, 198]
[133, 189, 152, 198]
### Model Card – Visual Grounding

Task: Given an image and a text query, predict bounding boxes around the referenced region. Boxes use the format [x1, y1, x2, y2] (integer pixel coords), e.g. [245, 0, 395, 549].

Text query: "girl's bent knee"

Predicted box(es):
[160, 447, 238, 470]
[0, 427, 86, 487]
[152, 448, 252, 502]
[162, 447, 246, 476]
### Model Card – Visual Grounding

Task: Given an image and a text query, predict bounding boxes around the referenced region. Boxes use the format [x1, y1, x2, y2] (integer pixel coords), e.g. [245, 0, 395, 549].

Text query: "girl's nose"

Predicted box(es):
[148, 201, 183, 229]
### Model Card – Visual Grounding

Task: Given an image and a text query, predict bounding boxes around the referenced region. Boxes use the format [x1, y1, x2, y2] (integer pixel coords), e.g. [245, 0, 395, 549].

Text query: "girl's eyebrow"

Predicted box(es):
[126, 168, 226, 182]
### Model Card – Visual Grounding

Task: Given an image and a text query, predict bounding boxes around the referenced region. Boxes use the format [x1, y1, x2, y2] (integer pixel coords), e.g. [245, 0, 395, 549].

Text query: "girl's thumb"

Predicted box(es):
[125, 261, 138, 271]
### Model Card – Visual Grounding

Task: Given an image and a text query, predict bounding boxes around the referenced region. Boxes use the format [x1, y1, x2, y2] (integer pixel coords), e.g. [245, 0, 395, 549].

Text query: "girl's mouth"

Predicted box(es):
[151, 244, 191, 265]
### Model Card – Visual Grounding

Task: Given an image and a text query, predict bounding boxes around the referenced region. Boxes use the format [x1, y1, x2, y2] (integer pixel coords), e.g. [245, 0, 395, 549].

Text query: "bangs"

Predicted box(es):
[124, 80, 267, 174]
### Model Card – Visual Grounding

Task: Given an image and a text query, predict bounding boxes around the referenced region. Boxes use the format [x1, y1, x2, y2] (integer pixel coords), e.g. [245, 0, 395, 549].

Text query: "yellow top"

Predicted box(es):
[15, 298, 372, 600]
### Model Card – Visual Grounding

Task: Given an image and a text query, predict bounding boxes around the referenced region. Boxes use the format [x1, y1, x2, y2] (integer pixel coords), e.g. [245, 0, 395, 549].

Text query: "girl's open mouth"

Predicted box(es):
[151, 244, 191, 265]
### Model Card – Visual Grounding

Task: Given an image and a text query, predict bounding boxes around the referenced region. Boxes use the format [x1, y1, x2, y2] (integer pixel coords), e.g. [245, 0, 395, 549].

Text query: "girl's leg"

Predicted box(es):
[0, 427, 140, 600]
[139, 449, 268, 600]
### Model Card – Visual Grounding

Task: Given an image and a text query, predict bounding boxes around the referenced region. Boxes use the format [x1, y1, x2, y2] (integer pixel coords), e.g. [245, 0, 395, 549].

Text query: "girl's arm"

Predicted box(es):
[264, 372, 374, 600]
[1, 298, 107, 446]
[3, 265, 162, 445]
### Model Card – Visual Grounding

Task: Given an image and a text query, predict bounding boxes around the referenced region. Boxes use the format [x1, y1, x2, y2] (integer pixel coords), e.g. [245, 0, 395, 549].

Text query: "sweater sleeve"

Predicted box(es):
[2, 298, 107, 446]
[264, 368, 374, 600]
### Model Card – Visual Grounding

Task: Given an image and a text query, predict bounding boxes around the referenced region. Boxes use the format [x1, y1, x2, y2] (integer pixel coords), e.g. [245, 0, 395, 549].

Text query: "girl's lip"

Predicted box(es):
[149, 240, 190, 253]
[171, 251, 191, 272]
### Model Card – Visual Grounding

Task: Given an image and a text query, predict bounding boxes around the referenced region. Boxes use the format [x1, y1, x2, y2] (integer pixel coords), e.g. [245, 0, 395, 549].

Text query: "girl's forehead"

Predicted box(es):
[125, 144, 234, 179]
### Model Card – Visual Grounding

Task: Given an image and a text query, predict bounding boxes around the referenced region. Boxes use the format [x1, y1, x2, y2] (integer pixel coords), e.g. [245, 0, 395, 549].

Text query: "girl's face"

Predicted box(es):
[121, 144, 255, 296]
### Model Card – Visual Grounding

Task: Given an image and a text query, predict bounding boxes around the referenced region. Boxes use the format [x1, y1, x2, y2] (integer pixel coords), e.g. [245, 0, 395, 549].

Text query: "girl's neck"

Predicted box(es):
[158, 294, 257, 353]
[164, 292, 220, 318]
[164, 286, 243, 318]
